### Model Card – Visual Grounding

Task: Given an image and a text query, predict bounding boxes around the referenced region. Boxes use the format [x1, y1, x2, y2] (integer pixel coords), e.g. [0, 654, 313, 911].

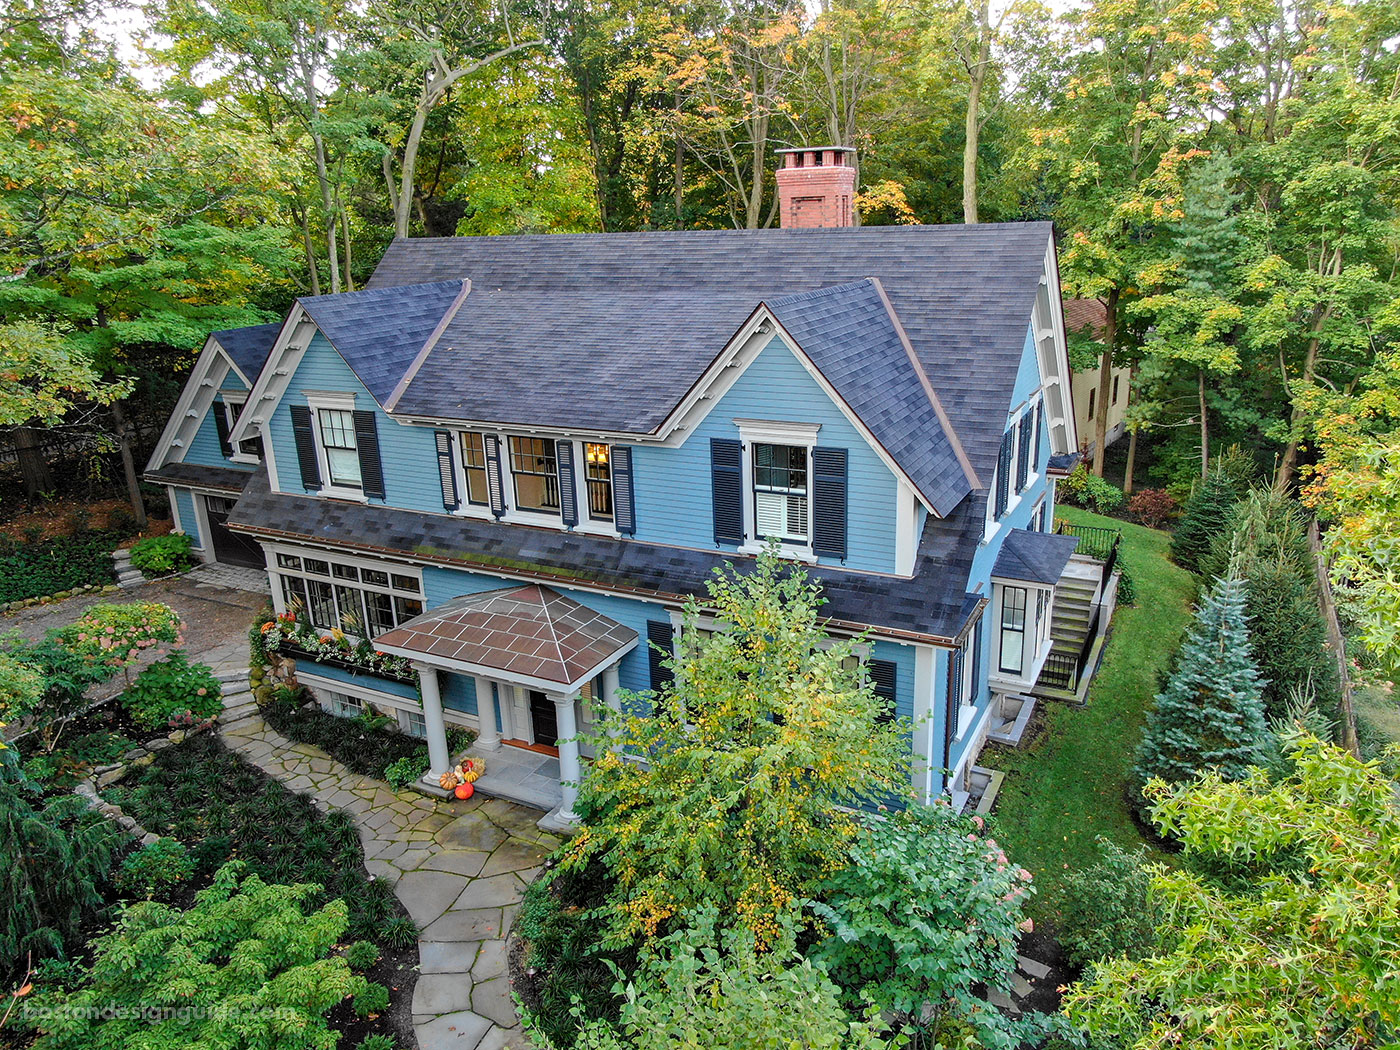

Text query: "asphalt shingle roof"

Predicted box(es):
[144, 462, 252, 493]
[228, 468, 986, 644]
[767, 279, 973, 515]
[992, 529, 1080, 585]
[365, 223, 1052, 484]
[213, 323, 283, 386]
[298, 280, 467, 404]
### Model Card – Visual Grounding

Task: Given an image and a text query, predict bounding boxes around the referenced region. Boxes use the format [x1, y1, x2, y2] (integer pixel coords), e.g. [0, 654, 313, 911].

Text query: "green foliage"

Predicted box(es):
[1058, 464, 1125, 514]
[1169, 451, 1255, 573]
[354, 1037, 398, 1050]
[563, 547, 913, 947]
[1134, 575, 1270, 791]
[127, 533, 195, 578]
[24, 862, 362, 1050]
[1065, 736, 1400, 1048]
[560, 906, 893, 1050]
[0, 529, 120, 604]
[343, 939, 380, 971]
[57, 602, 183, 673]
[811, 805, 1052, 1047]
[383, 754, 427, 790]
[120, 652, 222, 729]
[3, 633, 118, 755]
[1057, 838, 1160, 969]
[353, 980, 390, 1017]
[0, 324, 133, 428]
[379, 916, 418, 950]
[0, 746, 122, 972]
[115, 837, 195, 899]
[1125, 488, 1177, 529]
[0, 650, 45, 726]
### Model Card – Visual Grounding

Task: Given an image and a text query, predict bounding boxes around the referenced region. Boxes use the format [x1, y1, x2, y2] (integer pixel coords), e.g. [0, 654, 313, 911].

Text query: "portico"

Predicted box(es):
[374, 584, 637, 828]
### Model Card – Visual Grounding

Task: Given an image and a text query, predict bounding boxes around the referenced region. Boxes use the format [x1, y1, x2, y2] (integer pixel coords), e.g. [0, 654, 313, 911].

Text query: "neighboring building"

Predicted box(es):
[147, 147, 1111, 826]
[1064, 298, 1131, 457]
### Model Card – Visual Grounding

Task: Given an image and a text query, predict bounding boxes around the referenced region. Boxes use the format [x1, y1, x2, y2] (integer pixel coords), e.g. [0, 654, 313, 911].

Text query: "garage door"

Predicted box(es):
[203, 495, 265, 568]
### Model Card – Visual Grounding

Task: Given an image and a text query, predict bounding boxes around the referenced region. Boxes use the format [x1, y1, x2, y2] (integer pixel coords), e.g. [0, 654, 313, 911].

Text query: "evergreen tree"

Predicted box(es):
[1169, 448, 1255, 572]
[1134, 575, 1270, 791]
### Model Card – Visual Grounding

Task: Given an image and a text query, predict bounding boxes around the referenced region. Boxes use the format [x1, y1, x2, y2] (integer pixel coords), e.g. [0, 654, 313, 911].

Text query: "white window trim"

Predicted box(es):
[267, 543, 424, 632]
[987, 578, 1056, 689]
[735, 419, 821, 561]
[305, 392, 365, 502]
[220, 393, 264, 465]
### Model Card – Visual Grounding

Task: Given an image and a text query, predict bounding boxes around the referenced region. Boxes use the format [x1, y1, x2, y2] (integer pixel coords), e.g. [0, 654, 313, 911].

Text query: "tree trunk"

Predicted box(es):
[1274, 308, 1331, 493]
[395, 93, 433, 238]
[340, 207, 354, 291]
[1092, 289, 1118, 477]
[1123, 423, 1138, 495]
[110, 400, 147, 529]
[14, 426, 54, 497]
[294, 203, 320, 296]
[962, 70, 981, 224]
[1198, 368, 1210, 478]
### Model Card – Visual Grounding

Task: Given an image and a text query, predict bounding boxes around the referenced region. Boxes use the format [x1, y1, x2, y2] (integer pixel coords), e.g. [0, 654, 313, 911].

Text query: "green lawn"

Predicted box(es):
[990, 506, 1198, 925]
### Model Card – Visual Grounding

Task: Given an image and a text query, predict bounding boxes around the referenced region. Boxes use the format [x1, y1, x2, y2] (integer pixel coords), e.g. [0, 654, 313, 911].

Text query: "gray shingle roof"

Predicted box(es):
[228, 468, 986, 644]
[767, 279, 973, 516]
[213, 323, 282, 386]
[144, 462, 252, 493]
[992, 529, 1079, 585]
[298, 280, 467, 404]
[366, 223, 1052, 483]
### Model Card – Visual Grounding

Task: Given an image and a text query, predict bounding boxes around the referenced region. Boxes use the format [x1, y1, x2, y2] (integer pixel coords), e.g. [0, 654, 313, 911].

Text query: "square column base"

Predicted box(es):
[537, 806, 581, 835]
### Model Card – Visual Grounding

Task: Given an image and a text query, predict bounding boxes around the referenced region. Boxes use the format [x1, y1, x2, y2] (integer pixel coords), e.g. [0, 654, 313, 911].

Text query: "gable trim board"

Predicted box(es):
[146, 335, 247, 471]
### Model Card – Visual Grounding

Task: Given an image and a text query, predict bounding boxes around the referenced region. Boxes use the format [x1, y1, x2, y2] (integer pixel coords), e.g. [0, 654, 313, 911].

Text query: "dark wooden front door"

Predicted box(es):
[528, 690, 558, 748]
[203, 495, 264, 568]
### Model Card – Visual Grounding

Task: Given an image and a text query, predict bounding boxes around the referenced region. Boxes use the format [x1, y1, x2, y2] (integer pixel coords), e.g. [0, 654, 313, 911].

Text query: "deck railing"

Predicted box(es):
[1054, 520, 1122, 563]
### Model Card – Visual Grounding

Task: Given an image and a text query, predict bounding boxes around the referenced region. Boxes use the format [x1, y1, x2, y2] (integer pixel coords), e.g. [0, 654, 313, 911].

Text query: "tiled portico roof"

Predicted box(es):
[374, 584, 638, 690]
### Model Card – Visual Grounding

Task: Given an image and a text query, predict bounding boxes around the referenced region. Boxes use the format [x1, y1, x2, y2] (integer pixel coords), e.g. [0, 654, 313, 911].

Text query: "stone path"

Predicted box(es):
[221, 714, 560, 1050]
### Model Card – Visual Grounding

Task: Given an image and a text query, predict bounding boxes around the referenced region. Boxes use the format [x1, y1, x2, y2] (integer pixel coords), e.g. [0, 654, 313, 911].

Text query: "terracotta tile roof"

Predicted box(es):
[373, 584, 638, 689]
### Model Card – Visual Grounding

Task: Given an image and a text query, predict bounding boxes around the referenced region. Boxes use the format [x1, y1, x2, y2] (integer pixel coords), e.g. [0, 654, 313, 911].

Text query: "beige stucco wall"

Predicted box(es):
[1071, 365, 1132, 454]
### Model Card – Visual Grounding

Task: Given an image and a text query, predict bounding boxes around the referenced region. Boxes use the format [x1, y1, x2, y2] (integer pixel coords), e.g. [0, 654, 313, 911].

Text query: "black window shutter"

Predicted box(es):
[1033, 400, 1045, 472]
[556, 439, 578, 527]
[289, 404, 322, 491]
[994, 430, 1012, 518]
[812, 447, 848, 560]
[710, 438, 744, 545]
[868, 658, 897, 724]
[647, 619, 674, 692]
[354, 410, 385, 499]
[213, 402, 233, 458]
[484, 435, 506, 517]
[434, 431, 459, 510]
[612, 446, 636, 535]
[1016, 414, 1033, 492]
[969, 618, 983, 705]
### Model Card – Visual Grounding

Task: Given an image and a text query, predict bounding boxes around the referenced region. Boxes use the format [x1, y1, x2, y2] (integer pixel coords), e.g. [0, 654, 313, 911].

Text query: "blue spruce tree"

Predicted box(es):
[1134, 575, 1270, 789]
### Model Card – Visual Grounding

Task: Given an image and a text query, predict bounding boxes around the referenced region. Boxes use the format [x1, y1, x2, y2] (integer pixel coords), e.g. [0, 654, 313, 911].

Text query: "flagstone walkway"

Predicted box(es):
[221, 714, 560, 1050]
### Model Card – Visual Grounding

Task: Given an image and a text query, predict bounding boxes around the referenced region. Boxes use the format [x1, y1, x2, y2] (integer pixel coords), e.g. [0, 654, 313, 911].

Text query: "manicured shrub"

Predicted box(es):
[115, 837, 195, 898]
[383, 754, 427, 789]
[1241, 562, 1338, 724]
[120, 652, 222, 729]
[1127, 488, 1177, 528]
[23, 862, 361, 1050]
[1169, 451, 1255, 573]
[379, 915, 418, 950]
[1058, 838, 1161, 969]
[0, 528, 121, 603]
[353, 980, 391, 1017]
[1134, 575, 1270, 793]
[127, 532, 194, 577]
[344, 939, 380, 970]
[1059, 463, 1126, 514]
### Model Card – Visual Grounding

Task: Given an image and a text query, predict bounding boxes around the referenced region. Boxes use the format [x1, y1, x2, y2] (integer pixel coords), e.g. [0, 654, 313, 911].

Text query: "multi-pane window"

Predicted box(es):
[753, 443, 809, 543]
[220, 399, 263, 458]
[584, 443, 613, 521]
[274, 555, 423, 639]
[460, 432, 490, 506]
[326, 691, 365, 718]
[999, 586, 1027, 675]
[401, 710, 427, 738]
[509, 437, 559, 513]
[317, 409, 361, 488]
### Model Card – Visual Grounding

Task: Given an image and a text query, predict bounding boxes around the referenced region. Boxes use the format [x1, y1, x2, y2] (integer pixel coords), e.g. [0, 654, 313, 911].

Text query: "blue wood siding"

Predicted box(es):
[1010, 325, 1041, 409]
[868, 638, 917, 723]
[441, 671, 479, 715]
[186, 402, 255, 471]
[630, 335, 901, 573]
[175, 488, 201, 547]
[267, 333, 445, 511]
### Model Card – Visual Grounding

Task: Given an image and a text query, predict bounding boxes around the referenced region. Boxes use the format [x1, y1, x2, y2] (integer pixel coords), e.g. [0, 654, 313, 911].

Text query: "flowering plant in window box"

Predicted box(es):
[261, 610, 414, 682]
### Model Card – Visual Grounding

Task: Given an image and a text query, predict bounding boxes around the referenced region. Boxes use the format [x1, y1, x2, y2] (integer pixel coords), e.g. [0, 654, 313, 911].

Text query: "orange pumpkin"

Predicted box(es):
[454, 782, 474, 800]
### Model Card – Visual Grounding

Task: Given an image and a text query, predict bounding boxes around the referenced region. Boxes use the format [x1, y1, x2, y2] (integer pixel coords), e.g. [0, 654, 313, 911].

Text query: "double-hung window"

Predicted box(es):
[753, 443, 809, 544]
[584, 442, 613, 521]
[999, 586, 1027, 674]
[509, 436, 559, 513]
[318, 409, 361, 489]
[460, 432, 490, 506]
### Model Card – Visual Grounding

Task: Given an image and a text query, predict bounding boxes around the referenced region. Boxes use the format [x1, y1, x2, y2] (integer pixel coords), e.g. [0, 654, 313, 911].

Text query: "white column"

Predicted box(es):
[551, 692, 581, 821]
[474, 676, 501, 751]
[415, 663, 452, 782]
[602, 664, 623, 748]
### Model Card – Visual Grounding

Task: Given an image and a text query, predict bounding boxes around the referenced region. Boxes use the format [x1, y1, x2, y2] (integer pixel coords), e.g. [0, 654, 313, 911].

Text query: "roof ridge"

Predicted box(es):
[535, 587, 569, 673]
[868, 276, 982, 492]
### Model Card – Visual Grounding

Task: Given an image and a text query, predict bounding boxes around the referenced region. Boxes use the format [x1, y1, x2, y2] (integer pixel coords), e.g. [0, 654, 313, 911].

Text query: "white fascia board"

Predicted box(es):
[227, 305, 316, 448]
[1040, 234, 1078, 455]
[379, 635, 640, 696]
[658, 304, 940, 515]
[146, 335, 235, 471]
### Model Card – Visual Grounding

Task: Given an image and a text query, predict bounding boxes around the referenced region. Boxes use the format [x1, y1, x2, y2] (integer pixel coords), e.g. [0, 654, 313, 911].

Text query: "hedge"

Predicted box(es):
[0, 530, 122, 604]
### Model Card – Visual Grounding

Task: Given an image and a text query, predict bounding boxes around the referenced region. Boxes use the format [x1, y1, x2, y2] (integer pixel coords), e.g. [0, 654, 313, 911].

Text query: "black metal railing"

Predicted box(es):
[1054, 520, 1122, 562]
[1040, 651, 1077, 691]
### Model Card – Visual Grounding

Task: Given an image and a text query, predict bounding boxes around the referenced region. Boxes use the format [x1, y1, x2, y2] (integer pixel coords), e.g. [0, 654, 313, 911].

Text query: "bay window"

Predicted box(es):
[273, 553, 424, 640]
[999, 586, 1027, 675]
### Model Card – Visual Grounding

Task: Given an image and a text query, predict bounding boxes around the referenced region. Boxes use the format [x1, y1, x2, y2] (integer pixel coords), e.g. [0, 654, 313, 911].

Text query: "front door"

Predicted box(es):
[203, 495, 264, 568]
[528, 690, 558, 748]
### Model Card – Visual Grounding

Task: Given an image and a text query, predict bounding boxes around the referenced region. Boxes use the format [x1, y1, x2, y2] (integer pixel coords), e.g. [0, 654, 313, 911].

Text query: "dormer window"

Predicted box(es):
[754, 443, 809, 544]
[460, 432, 490, 506]
[584, 442, 613, 521]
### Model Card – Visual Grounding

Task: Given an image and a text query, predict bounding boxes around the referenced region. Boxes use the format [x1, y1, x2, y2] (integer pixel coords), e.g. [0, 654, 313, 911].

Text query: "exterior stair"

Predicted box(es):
[1050, 560, 1101, 658]
[217, 673, 260, 733]
[111, 549, 144, 589]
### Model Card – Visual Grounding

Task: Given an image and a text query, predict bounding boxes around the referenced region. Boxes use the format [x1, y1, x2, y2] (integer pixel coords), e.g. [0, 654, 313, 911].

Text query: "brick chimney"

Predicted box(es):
[775, 146, 857, 229]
